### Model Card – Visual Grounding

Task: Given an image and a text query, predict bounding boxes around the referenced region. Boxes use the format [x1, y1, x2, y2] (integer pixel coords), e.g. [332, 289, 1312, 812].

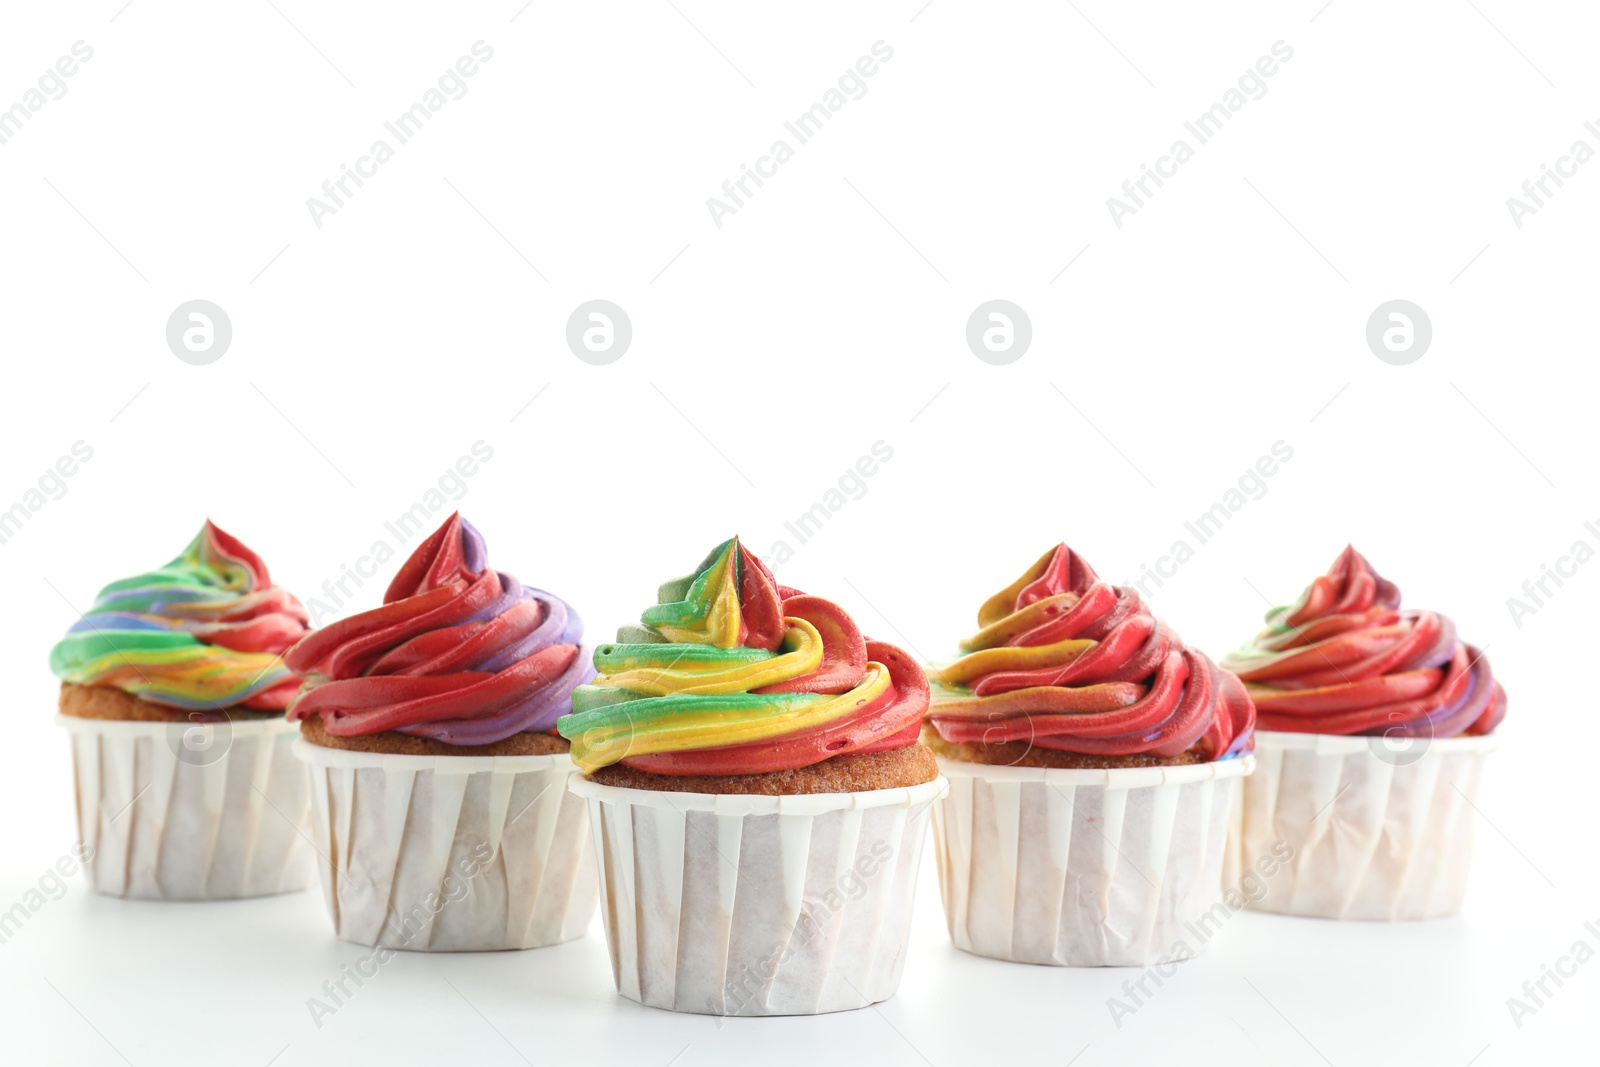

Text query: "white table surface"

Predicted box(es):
[0, 783, 1580, 1067]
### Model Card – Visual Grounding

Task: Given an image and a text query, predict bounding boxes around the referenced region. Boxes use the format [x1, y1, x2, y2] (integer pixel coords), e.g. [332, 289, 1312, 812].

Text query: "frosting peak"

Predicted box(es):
[286, 514, 593, 744]
[1222, 546, 1506, 737]
[927, 544, 1254, 761]
[49, 520, 310, 711]
[1279, 544, 1402, 627]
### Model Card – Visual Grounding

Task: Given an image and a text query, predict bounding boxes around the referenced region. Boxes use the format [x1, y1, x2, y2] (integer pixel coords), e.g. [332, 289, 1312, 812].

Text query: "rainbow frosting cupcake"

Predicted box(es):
[923, 544, 1258, 966]
[50, 521, 315, 899]
[285, 513, 597, 951]
[560, 537, 946, 1015]
[1223, 546, 1507, 919]
[559, 536, 933, 787]
[52, 520, 307, 716]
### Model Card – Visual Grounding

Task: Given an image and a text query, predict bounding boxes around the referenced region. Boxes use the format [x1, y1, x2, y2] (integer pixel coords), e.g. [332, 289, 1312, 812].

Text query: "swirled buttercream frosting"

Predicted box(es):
[926, 544, 1254, 761]
[286, 514, 593, 745]
[49, 520, 310, 711]
[1221, 546, 1505, 737]
[557, 537, 928, 775]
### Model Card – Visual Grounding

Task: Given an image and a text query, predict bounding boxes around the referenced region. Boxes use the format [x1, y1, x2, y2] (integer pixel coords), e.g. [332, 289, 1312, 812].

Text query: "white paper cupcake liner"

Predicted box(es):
[569, 774, 948, 1016]
[295, 739, 596, 951]
[58, 714, 314, 900]
[1237, 730, 1499, 920]
[931, 755, 1254, 967]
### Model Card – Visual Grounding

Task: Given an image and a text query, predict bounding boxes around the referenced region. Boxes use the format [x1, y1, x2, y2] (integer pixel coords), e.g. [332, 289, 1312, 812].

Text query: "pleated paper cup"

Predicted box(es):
[59, 714, 314, 900]
[1237, 730, 1499, 921]
[931, 756, 1254, 967]
[295, 740, 596, 951]
[570, 775, 948, 1016]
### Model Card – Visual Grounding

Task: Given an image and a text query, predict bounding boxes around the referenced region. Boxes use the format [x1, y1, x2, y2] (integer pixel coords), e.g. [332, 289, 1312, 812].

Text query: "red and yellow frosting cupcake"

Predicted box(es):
[924, 543, 1257, 967]
[926, 543, 1254, 767]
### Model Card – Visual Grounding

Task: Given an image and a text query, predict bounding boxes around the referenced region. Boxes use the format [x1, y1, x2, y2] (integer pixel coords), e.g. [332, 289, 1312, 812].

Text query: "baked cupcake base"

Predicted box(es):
[297, 716, 570, 757]
[923, 729, 1204, 769]
[930, 750, 1253, 966]
[60, 681, 281, 723]
[587, 744, 937, 795]
[571, 769, 948, 1015]
[57, 685, 313, 900]
[295, 732, 596, 951]
[1235, 730, 1498, 920]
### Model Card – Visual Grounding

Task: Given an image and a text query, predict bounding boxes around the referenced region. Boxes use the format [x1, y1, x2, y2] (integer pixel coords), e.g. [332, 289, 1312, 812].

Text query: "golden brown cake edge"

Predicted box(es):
[58, 682, 280, 723]
[584, 743, 939, 795]
[920, 723, 1203, 768]
[297, 716, 571, 757]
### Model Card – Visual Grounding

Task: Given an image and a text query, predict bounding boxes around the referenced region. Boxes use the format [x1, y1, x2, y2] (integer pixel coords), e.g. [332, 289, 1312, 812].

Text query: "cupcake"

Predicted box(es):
[923, 544, 1256, 966]
[50, 520, 315, 899]
[557, 537, 945, 1015]
[1222, 545, 1505, 920]
[286, 513, 598, 951]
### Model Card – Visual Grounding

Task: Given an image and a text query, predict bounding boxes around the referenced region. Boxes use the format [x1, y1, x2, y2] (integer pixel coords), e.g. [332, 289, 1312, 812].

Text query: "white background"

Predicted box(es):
[1, 1, 1595, 1063]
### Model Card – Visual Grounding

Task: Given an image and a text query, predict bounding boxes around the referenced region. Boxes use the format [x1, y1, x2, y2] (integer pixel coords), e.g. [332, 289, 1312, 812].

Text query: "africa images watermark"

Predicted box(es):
[1124, 440, 1294, 599]
[0, 440, 95, 548]
[1106, 40, 1295, 228]
[304, 440, 494, 624]
[305, 41, 495, 228]
[0, 842, 95, 947]
[305, 837, 495, 1028]
[1505, 917, 1600, 1029]
[764, 439, 894, 564]
[1504, 519, 1600, 629]
[723, 839, 896, 1017]
[1107, 838, 1295, 1028]
[0, 40, 94, 148]
[1504, 119, 1600, 229]
[706, 40, 895, 229]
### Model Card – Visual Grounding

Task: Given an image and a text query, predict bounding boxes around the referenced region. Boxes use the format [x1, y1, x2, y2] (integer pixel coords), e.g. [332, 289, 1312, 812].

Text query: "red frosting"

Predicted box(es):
[1223, 546, 1506, 737]
[285, 514, 590, 743]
